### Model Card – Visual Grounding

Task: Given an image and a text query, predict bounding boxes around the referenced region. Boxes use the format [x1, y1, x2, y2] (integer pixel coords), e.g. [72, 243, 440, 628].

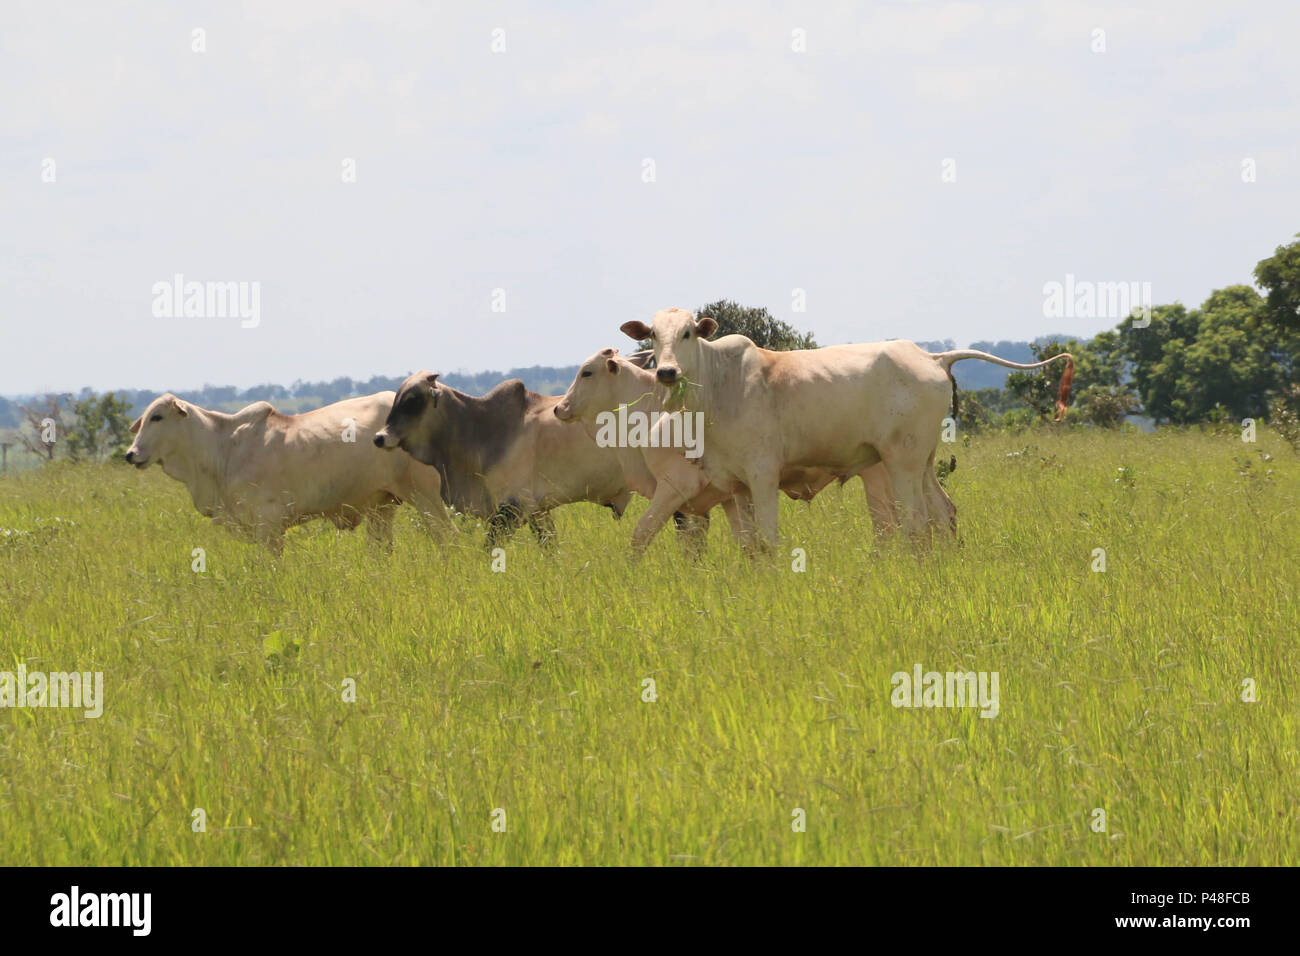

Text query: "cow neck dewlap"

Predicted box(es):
[669, 344, 711, 418]
[171, 405, 230, 516]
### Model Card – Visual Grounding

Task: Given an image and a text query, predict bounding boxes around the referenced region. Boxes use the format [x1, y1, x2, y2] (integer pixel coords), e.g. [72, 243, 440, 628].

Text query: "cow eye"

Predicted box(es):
[580, 370, 593, 378]
[149, 414, 163, 422]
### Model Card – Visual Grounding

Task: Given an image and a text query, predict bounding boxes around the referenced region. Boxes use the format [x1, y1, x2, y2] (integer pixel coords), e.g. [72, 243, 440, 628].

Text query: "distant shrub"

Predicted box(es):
[1269, 384, 1300, 452]
[1075, 385, 1139, 429]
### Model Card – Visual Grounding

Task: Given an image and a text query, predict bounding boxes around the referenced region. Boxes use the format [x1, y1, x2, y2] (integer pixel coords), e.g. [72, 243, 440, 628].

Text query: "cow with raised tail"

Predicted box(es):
[619, 308, 1074, 553]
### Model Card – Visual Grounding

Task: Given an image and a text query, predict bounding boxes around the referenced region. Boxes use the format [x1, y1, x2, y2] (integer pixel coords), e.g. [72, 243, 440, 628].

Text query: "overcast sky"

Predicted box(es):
[3, 0, 1297, 395]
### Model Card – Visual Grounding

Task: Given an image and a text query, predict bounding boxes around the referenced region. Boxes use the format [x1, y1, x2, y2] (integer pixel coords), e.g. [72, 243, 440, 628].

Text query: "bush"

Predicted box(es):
[1075, 385, 1139, 428]
[1269, 384, 1300, 453]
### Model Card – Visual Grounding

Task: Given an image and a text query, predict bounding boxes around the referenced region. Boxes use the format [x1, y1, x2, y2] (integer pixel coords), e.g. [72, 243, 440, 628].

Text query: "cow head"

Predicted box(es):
[125, 394, 192, 469]
[620, 308, 717, 391]
[555, 349, 624, 424]
[375, 371, 441, 458]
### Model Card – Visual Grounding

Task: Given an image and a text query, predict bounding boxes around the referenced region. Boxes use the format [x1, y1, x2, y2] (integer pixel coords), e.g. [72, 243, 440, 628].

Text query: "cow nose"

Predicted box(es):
[125, 450, 135, 463]
[657, 367, 679, 384]
[373, 433, 386, 447]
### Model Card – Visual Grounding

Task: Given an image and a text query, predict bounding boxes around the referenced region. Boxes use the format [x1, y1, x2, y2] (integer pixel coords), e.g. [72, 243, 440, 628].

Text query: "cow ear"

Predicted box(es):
[695, 316, 718, 338]
[129, 415, 142, 435]
[606, 358, 619, 374]
[172, 399, 189, 418]
[621, 320, 652, 341]
[425, 373, 439, 386]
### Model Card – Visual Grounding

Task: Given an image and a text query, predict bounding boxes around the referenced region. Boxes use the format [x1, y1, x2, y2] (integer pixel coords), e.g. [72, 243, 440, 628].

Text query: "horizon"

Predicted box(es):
[1, 329, 1091, 402]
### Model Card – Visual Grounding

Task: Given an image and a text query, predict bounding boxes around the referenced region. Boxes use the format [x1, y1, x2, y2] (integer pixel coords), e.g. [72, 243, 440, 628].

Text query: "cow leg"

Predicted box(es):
[255, 523, 286, 557]
[742, 468, 782, 554]
[366, 503, 397, 552]
[923, 453, 957, 539]
[883, 456, 929, 545]
[486, 501, 525, 548]
[415, 503, 456, 541]
[672, 510, 710, 558]
[250, 510, 287, 557]
[606, 490, 633, 519]
[631, 483, 692, 554]
[528, 510, 558, 548]
[263, 532, 285, 558]
[720, 495, 752, 542]
[859, 462, 898, 537]
[400, 479, 455, 542]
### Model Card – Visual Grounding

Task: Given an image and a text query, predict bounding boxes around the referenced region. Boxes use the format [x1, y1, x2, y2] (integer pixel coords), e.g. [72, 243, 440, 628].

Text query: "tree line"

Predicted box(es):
[4, 234, 1298, 467]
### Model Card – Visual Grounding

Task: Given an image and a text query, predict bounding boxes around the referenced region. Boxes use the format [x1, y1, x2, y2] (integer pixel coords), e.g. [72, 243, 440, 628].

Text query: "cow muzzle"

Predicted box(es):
[656, 366, 679, 385]
[125, 448, 148, 468]
[373, 431, 395, 449]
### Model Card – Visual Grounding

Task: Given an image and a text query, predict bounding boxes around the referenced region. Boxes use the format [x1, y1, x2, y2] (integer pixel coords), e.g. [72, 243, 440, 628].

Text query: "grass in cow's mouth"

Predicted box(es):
[666, 376, 699, 406]
[615, 391, 655, 414]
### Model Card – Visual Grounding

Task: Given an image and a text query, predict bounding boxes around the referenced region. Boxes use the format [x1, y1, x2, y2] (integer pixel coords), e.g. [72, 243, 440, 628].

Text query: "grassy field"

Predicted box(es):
[1, 427, 1297, 866]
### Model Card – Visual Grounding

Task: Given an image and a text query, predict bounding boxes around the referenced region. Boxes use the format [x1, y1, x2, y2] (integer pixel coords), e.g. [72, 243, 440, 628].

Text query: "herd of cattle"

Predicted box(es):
[123, 308, 1074, 556]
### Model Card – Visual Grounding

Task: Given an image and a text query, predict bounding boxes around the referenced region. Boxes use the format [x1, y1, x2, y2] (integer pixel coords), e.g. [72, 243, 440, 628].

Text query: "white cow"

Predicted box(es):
[619, 308, 1073, 552]
[554, 348, 839, 549]
[125, 392, 454, 554]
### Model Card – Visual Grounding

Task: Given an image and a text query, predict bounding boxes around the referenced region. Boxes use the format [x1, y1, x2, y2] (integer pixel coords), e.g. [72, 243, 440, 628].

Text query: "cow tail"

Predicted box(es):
[930, 348, 1075, 422]
[1053, 355, 1075, 422]
[948, 370, 959, 419]
[1055, 356, 1076, 421]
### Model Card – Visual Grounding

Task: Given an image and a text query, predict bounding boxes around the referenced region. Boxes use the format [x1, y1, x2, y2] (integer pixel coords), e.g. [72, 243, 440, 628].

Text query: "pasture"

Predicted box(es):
[1, 427, 1296, 865]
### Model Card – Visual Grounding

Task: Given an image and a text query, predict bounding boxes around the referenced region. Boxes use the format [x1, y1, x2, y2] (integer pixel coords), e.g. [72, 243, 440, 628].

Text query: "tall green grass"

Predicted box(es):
[1, 427, 1296, 865]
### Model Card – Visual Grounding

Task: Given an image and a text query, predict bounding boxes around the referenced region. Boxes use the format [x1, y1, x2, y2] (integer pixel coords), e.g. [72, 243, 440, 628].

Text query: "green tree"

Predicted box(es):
[1086, 329, 1126, 387]
[1116, 303, 1194, 422]
[1121, 286, 1285, 424]
[1254, 233, 1300, 334]
[67, 392, 135, 462]
[695, 300, 817, 350]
